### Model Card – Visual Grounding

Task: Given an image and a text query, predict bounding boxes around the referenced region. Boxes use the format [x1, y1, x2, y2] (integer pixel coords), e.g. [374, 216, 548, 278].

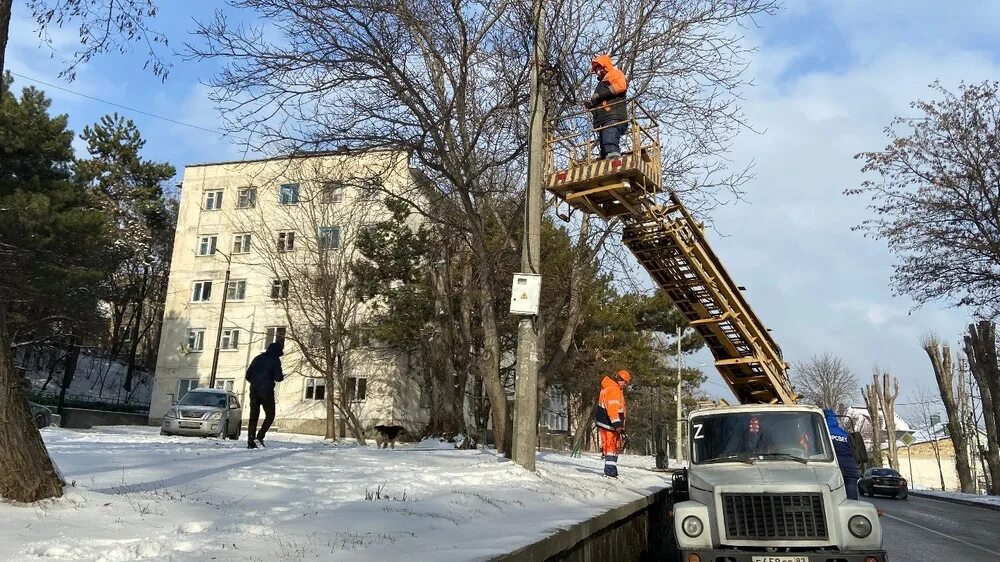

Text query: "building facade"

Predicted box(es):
[149, 152, 430, 436]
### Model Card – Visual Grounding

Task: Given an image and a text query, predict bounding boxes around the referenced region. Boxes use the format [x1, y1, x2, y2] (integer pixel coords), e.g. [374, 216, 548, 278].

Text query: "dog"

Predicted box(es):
[373, 425, 406, 449]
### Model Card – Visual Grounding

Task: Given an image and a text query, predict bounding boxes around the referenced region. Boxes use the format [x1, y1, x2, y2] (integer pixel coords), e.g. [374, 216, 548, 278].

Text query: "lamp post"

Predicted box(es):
[209, 249, 233, 388]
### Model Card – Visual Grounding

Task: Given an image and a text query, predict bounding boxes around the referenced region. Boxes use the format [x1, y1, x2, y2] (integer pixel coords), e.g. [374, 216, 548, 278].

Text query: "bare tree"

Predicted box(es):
[922, 334, 975, 492]
[869, 368, 901, 471]
[963, 321, 1000, 494]
[863, 382, 884, 469]
[848, 81, 1000, 318]
[792, 353, 858, 410]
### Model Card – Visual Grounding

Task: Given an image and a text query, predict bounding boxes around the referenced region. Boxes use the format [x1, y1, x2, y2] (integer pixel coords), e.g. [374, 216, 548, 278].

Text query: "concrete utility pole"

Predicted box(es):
[209, 250, 233, 388]
[513, 0, 546, 471]
[675, 326, 684, 463]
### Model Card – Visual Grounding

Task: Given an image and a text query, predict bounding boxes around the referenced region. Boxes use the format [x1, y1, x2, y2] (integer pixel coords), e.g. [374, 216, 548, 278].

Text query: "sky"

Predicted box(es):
[5, 1, 997, 409]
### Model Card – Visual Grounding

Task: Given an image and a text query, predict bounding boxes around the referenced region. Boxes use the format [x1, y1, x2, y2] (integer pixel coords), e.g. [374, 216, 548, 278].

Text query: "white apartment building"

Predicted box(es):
[149, 152, 429, 436]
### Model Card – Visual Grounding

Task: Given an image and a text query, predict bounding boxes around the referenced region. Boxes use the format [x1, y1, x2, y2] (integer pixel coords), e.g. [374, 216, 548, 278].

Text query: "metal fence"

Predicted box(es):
[28, 390, 150, 415]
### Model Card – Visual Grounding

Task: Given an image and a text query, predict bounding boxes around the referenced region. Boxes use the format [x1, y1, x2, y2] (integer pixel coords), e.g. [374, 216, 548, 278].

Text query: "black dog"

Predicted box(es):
[373, 425, 406, 449]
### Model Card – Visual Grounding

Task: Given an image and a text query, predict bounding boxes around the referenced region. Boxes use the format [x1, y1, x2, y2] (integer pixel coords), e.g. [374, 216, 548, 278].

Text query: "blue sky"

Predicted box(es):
[6, 1, 997, 408]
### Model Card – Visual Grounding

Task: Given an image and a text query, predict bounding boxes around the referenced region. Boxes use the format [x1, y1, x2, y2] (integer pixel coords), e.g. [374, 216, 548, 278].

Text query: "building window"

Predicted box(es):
[214, 379, 235, 391]
[346, 377, 367, 402]
[198, 235, 218, 256]
[277, 231, 296, 252]
[220, 329, 240, 350]
[226, 280, 247, 301]
[178, 378, 199, 398]
[279, 183, 300, 205]
[360, 177, 381, 200]
[264, 326, 286, 349]
[192, 281, 213, 302]
[304, 378, 326, 401]
[320, 181, 344, 204]
[233, 233, 252, 254]
[270, 279, 290, 299]
[318, 226, 341, 251]
[204, 190, 224, 210]
[186, 329, 205, 352]
[237, 187, 257, 208]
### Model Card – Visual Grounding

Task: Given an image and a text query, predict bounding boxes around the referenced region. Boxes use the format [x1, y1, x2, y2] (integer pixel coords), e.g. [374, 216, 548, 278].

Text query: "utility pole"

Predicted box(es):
[209, 250, 233, 388]
[675, 325, 684, 463]
[513, 0, 546, 471]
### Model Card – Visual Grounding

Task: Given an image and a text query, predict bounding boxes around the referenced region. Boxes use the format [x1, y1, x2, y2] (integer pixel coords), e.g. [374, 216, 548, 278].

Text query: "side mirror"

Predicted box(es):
[671, 468, 689, 502]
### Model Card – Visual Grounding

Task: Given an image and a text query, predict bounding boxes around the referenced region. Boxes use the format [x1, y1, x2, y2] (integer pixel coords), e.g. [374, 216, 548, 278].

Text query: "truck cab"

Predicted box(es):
[671, 404, 887, 562]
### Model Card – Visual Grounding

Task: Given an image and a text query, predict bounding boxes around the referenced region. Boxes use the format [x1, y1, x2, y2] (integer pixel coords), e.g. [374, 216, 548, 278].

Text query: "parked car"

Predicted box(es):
[160, 388, 242, 440]
[859, 467, 908, 499]
[29, 402, 52, 428]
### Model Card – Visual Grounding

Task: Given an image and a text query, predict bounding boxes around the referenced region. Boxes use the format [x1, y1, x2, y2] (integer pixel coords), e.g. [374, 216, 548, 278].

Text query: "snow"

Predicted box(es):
[17, 348, 152, 406]
[911, 489, 1000, 508]
[1, 426, 671, 561]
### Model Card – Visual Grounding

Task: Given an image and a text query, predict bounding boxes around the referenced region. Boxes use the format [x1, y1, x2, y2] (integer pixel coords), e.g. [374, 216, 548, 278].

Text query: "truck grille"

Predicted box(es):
[722, 493, 827, 540]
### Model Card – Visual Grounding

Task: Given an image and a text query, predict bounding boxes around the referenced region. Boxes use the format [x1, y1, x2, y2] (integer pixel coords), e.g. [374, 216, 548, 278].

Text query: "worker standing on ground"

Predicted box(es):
[595, 369, 631, 477]
[245, 340, 285, 449]
[583, 54, 629, 160]
[825, 408, 861, 500]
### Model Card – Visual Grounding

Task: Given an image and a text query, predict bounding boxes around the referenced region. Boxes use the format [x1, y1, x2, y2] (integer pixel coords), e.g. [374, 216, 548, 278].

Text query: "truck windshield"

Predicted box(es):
[691, 411, 833, 464]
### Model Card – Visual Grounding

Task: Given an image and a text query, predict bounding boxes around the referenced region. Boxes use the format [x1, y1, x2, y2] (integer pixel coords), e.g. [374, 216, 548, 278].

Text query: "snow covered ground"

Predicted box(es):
[2, 427, 671, 561]
[911, 488, 1000, 508]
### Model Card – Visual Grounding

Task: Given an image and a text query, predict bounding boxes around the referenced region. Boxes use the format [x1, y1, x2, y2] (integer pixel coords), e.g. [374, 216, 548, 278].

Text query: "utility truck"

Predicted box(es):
[544, 102, 886, 562]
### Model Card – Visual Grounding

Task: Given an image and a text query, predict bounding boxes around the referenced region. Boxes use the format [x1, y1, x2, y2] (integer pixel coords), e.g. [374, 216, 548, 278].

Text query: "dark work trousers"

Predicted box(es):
[844, 475, 859, 500]
[248, 389, 276, 442]
[598, 124, 628, 159]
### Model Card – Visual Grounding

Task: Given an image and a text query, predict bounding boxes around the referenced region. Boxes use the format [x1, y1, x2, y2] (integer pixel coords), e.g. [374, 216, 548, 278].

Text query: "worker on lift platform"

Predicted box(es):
[583, 54, 629, 160]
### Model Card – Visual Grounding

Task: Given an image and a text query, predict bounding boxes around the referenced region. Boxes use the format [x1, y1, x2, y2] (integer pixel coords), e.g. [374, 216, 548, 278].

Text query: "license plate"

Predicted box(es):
[179, 422, 201, 429]
[752, 557, 808, 562]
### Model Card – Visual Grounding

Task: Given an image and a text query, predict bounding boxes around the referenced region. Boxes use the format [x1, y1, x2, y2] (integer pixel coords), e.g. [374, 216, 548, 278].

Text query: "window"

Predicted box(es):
[279, 183, 300, 205]
[318, 226, 341, 250]
[304, 378, 326, 401]
[192, 281, 213, 302]
[277, 231, 296, 252]
[233, 233, 252, 254]
[185, 329, 205, 352]
[220, 329, 240, 350]
[264, 326, 287, 349]
[226, 280, 246, 301]
[177, 378, 199, 398]
[204, 190, 224, 210]
[360, 177, 381, 200]
[237, 187, 257, 208]
[346, 377, 367, 401]
[198, 235, 218, 256]
[270, 279, 290, 299]
[320, 181, 344, 204]
[214, 379, 235, 392]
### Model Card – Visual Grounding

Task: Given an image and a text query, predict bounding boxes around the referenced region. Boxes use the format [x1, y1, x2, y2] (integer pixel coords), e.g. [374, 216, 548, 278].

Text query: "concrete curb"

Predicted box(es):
[491, 487, 671, 561]
[908, 490, 1000, 512]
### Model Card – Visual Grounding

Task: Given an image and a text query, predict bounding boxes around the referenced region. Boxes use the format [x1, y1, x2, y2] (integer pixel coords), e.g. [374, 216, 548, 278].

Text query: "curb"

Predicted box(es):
[908, 490, 1000, 512]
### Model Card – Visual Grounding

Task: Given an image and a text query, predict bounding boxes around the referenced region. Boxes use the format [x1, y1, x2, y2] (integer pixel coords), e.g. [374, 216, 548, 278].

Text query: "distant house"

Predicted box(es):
[842, 406, 914, 444]
[889, 428, 990, 492]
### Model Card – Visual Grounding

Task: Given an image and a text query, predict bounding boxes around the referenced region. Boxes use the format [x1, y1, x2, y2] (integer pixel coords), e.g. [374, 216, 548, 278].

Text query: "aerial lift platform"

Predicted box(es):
[547, 102, 795, 405]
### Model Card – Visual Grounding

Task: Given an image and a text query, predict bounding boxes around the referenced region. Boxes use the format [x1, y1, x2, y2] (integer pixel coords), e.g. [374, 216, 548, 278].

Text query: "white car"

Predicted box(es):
[161, 388, 242, 440]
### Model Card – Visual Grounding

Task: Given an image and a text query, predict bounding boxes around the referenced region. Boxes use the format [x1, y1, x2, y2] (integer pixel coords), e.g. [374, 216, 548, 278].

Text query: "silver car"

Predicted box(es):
[161, 388, 242, 440]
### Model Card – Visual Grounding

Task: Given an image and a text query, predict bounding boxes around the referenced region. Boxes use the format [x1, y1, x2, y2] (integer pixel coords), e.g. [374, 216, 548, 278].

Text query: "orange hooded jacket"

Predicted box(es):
[588, 55, 628, 128]
[596, 375, 626, 431]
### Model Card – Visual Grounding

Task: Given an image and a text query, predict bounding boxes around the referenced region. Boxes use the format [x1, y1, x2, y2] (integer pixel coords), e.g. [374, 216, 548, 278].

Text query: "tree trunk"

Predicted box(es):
[324, 373, 337, 440]
[863, 385, 884, 468]
[0, 0, 12, 82]
[931, 441, 946, 491]
[924, 338, 976, 492]
[0, 303, 65, 502]
[964, 321, 1000, 495]
[123, 268, 151, 392]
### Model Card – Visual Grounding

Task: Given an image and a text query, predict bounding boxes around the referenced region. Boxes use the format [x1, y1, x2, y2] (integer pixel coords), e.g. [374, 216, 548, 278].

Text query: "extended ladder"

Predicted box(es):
[546, 103, 795, 405]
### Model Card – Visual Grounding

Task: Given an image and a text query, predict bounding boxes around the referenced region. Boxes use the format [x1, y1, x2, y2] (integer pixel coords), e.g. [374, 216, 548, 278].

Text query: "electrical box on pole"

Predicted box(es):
[509, 273, 541, 316]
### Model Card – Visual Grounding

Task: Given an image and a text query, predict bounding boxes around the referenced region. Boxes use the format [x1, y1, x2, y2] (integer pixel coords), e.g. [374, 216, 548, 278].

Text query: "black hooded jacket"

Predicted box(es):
[246, 341, 285, 392]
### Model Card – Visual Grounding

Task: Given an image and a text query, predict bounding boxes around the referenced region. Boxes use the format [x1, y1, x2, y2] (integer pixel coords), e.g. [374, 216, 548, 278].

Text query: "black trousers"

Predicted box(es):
[248, 389, 276, 441]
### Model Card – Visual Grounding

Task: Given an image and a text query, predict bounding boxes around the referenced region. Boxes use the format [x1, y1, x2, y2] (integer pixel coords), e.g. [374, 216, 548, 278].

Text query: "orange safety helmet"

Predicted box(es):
[615, 369, 632, 384]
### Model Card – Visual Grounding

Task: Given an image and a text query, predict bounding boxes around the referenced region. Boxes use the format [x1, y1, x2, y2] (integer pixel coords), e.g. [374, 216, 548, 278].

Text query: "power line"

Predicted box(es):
[9, 71, 228, 136]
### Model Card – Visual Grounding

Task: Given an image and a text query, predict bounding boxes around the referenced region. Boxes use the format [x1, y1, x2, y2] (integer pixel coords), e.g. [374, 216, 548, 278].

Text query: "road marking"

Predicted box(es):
[882, 513, 1000, 557]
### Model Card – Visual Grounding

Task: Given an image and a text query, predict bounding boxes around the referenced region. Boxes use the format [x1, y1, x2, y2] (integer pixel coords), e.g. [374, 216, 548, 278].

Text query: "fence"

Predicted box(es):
[28, 389, 150, 415]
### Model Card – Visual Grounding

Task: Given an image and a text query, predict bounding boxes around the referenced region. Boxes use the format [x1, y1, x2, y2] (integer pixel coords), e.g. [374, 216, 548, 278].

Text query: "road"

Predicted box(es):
[869, 494, 1000, 561]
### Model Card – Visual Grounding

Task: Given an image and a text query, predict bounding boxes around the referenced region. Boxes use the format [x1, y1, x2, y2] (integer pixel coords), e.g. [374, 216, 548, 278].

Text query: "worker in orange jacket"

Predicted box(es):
[583, 54, 629, 160]
[596, 369, 632, 477]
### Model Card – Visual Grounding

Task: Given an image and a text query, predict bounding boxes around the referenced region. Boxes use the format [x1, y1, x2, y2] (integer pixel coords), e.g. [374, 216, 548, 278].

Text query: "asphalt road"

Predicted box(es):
[868, 494, 1000, 561]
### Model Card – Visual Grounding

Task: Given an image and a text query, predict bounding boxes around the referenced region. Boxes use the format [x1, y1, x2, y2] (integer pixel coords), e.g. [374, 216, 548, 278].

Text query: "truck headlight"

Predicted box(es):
[849, 514, 872, 538]
[165, 409, 177, 419]
[207, 412, 222, 420]
[682, 515, 704, 538]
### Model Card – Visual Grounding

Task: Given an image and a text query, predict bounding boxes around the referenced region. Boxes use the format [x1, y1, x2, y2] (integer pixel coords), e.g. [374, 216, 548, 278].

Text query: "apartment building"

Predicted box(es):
[149, 151, 429, 436]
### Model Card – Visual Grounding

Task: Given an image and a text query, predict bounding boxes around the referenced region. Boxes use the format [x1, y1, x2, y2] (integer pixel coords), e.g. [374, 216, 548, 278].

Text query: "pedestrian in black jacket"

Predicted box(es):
[246, 341, 285, 449]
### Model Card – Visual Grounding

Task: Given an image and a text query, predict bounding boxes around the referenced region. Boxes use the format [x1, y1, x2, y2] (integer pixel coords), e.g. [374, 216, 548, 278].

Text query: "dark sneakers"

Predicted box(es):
[256, 437, 266, 448]
[247, 440, 257, 449]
